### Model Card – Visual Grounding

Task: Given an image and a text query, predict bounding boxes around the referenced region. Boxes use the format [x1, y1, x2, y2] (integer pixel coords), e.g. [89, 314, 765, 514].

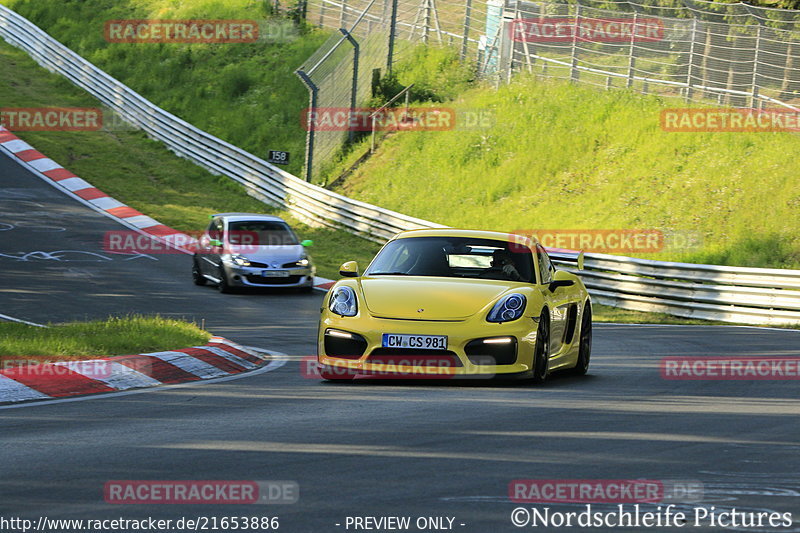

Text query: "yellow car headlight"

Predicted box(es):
[487, 293, 526, 323]
[329, 286, 357, 317]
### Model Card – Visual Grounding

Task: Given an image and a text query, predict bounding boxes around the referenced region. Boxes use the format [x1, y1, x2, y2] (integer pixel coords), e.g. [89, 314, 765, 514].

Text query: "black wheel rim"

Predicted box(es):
[579, 311, 592, 370]
[535, 321, 548, 380]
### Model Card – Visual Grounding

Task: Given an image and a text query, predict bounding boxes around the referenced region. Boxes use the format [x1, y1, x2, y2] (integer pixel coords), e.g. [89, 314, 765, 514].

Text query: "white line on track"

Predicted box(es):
[0, 313, 47, 328]
[0, 348, 288, 410]
[596, 322, 800, 332]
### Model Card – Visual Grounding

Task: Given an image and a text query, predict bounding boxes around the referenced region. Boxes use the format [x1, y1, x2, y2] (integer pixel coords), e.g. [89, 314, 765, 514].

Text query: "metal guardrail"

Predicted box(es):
[1, 5, 798, 326]
[0, 5, 442, 244]
[549, 252, 800, 325]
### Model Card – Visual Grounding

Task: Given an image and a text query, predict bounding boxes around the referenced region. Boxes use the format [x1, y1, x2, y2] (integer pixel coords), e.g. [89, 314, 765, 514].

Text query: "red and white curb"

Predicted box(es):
[0, 336, 268, 405]
[0, 125, 336, 291]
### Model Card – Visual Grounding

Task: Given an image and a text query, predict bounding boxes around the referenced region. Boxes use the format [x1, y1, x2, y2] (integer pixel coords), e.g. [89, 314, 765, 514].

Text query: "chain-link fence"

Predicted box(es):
[296, 0, 393, 180]
[502, 0, 800, 109]
[298, 0, 800, 180]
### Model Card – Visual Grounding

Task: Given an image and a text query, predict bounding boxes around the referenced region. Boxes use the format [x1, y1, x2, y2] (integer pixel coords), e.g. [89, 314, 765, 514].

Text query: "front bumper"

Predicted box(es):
[224, 264, 315, 288]
[317, 314, 539, 378]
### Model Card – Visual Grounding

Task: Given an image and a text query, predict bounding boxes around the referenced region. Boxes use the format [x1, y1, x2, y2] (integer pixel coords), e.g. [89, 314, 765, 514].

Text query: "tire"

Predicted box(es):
[192, 258, 207, 286]
[298, 284, 314, 293]
[217, 266, 232, 294]
[532, 311, 550, 383]
[571, 303, 592, 376]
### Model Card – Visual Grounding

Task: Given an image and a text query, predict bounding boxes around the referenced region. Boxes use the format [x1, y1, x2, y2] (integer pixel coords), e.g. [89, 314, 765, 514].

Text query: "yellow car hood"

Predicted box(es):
[360, 277, 514, 320]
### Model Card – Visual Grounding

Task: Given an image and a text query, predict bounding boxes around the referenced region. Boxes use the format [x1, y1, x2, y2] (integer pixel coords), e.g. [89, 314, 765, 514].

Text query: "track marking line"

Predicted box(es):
[0, 313, 47, 328]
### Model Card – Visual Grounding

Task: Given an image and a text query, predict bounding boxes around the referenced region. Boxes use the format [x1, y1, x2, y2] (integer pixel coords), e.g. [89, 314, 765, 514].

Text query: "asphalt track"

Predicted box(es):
[2, 150, 800, 532]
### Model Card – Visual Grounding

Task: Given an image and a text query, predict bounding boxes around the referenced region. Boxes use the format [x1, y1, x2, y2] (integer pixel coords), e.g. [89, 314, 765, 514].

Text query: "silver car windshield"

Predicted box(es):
[366, 236, 534, 282]
[227, 221, 299, 246]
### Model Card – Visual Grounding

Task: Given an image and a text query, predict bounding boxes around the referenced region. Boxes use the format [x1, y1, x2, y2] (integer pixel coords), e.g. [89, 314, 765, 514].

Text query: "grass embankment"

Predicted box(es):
[0, 316, 210, 359]
[0, 39, 379, 279]
[0, 4, 766, 325]
[331, 48, 800, 270]
[2, 0, 319, 178]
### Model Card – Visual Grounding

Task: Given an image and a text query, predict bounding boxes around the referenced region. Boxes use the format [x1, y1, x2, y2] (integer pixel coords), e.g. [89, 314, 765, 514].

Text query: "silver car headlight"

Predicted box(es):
[226, 254, 251, 267]
[487, 293, 526, 323]
[329, 286, 357, 317]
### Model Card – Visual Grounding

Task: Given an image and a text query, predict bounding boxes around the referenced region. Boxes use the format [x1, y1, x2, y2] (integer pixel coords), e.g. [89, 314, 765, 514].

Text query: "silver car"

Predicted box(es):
[192, 213, 315, 293]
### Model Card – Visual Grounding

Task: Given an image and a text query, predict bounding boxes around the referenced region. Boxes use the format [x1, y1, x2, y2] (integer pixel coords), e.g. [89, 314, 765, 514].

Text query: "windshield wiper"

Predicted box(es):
[369, 271, 410, 276]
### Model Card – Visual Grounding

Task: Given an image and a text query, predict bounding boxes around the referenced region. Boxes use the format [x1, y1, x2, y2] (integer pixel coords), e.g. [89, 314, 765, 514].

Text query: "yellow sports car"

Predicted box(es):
[317, 229, 592, 381]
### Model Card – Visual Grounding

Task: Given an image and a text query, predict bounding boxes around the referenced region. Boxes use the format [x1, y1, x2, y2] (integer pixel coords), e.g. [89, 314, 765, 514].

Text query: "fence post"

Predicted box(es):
[499, 17, 513, 83]
[461, 0, 473, 61]
[318, 0, 326, 26]
[339, 0, 348, 28]
[626, 12, 638, 88]
[570, 4, 580, 82]
[750, 23, 762, 108]
[387, 0, 399, 74]
[685, 18, 698, 101]
[424, 0, 431, 45]
[341, 28, 360, 143]
[295, 69, 317, 182]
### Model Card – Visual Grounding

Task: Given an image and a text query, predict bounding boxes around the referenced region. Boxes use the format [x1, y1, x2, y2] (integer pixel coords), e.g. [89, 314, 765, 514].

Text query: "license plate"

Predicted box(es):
[262, 270, 290, 278]
[382, 334, 448, 350]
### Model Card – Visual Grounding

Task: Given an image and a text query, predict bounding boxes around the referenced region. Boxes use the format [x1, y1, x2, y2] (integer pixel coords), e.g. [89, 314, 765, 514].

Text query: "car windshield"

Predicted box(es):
[366, 236, 534, 282]
[227, 221, 299, 246]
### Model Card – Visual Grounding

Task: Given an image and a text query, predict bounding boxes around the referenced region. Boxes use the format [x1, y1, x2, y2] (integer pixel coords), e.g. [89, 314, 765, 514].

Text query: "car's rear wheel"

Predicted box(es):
[571, 303, 592, 375]
[192, 258, 206, 286]
[217, 266, 232, 294]
[532, 312, 550, 383]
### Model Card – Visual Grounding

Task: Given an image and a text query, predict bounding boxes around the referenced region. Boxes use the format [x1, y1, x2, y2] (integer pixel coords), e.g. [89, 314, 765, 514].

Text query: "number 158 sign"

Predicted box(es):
[268, 150, 289, 165]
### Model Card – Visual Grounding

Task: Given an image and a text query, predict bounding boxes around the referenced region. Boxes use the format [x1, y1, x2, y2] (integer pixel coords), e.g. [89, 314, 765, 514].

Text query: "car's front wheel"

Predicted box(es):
[571, 303, 592, 375]
[532, 311, 550, 383]
[217, 266, 232, 294]
[192, 257, 206, 286]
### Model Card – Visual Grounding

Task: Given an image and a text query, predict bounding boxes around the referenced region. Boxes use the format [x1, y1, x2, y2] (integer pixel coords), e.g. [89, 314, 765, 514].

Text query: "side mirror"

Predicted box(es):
[548, 269, 575, 292]
[301, 239, 314, 247]
[548, 279, 575, 292]
[209, 239, 223, 247]
[339, 260, 359, 278]
[577, 250, 585, 271]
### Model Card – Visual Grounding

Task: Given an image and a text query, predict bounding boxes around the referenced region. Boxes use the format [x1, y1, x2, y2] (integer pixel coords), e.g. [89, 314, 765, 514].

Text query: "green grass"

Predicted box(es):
[0, 316, 210, 359]
[1, 0, 327, 178]
[0, 40, 380, 279]
[332, 64, 800, 269]
[1, 3, 787, 327]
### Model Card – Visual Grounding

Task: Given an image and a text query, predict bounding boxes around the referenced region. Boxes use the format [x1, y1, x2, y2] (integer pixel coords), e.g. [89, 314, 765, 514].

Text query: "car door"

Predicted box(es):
[536, 245, 571, 356]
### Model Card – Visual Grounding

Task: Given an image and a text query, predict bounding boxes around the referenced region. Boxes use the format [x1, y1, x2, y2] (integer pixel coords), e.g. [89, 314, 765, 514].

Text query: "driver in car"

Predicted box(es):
[480, 249, 521, 281]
